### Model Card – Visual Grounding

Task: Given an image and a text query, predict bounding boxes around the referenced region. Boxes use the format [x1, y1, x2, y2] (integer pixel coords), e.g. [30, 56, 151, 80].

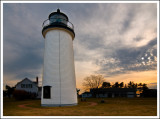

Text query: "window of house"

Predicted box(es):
[43, 86, 51, 99]
[21, 84, 25, 88]
[21, 84, 32, 88]
[27, 84, 32, 88]
[26, 84, 28, 88]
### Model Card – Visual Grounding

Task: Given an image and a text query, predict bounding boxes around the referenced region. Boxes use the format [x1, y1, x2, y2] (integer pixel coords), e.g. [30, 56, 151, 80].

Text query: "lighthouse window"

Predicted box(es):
[43, 86, 51, 99]
[50, 15, 67, 25]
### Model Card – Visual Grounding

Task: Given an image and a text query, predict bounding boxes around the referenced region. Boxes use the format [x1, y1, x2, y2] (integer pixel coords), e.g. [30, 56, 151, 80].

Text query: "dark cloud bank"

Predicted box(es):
[96, 38, 157, 77]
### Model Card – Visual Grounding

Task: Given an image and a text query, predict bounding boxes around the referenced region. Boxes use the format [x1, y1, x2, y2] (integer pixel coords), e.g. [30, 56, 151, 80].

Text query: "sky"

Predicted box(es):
[3, 3, 158, 92]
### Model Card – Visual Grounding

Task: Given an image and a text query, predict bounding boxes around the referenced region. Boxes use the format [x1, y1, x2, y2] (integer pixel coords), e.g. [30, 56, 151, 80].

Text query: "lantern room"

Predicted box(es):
[48, 9, 68, 25]
[42, 9, 75, 39]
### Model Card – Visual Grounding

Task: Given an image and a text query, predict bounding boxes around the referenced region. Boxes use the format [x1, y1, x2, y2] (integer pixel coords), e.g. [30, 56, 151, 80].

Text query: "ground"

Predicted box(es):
[3, 97, 157, 116]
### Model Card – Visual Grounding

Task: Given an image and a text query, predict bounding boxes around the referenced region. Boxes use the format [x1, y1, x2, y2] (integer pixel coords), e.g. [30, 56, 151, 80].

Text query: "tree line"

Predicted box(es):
[82, 74, 148, 91]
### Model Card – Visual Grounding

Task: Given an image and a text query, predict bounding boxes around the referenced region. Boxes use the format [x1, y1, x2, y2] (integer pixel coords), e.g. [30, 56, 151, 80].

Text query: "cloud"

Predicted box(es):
[3, 3, 157, 88]
[96, 38, 157, 77]
[73, 3, 157, 61]
[71, 3, 157, 78]
[3, 3, 44, 80]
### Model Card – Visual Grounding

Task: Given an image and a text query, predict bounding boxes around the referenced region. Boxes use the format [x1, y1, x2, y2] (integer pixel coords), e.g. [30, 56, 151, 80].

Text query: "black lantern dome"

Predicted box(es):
[48, 9, 68, 23]
[42, 9, 75, 38]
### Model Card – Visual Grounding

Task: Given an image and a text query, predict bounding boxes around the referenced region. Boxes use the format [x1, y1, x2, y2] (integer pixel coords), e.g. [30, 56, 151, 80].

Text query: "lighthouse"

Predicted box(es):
[41, 9, 77, 106]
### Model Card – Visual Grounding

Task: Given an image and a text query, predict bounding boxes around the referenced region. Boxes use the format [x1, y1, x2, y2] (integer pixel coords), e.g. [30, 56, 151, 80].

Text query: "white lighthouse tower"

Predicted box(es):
[41, 9, 77, 106]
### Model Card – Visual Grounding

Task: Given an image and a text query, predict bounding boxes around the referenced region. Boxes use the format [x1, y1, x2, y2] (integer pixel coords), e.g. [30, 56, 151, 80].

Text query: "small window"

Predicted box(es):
[21, 84, 25, 88]
[43, 86, 51, 99]
[26, 84, 28, 88]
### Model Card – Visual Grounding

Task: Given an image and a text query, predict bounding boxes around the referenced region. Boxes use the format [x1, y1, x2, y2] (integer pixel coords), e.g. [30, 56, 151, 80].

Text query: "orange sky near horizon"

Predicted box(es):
[3, 68, 157, 91]
[75, 69, 157, 93]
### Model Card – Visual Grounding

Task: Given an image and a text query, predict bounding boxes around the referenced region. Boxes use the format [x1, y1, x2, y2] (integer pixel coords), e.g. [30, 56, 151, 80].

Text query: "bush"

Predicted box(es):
[13, 90, 37, 100]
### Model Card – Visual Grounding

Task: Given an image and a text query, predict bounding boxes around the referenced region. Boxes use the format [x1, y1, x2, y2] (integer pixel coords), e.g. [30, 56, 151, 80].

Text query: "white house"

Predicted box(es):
[15, 77, 39, 95]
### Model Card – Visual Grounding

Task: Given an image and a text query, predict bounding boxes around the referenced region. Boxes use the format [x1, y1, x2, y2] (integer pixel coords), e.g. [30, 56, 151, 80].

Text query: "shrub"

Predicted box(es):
[13, 90, 37, 100]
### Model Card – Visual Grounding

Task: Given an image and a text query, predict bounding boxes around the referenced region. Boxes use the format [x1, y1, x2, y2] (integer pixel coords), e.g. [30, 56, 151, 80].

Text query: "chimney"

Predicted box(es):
[36, 77, 38, 85]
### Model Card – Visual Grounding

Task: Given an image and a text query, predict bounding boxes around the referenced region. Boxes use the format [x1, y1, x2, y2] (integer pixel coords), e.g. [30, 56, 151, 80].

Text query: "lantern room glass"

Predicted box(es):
[49, 14, 67, 25]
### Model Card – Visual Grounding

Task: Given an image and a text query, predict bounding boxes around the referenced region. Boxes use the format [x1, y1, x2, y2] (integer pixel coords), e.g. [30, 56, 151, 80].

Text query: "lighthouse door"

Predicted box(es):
[43, 86, 51, 99]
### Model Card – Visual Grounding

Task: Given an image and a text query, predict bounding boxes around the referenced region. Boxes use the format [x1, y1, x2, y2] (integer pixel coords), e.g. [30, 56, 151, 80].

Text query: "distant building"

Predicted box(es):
[90, 88, 137, 98]
[82, 92, 92, 98]
[140, 89, 157, 97]
[15, 77, 41, 98]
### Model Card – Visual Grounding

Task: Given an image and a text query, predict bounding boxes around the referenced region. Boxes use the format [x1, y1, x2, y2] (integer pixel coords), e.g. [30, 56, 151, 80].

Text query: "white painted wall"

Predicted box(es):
[41, 29, 77, 106]
[16, 79, 38, 93]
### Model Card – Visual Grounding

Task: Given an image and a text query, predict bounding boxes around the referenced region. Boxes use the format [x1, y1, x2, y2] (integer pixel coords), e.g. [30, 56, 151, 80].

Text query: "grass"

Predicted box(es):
[3, 97, 157, 116]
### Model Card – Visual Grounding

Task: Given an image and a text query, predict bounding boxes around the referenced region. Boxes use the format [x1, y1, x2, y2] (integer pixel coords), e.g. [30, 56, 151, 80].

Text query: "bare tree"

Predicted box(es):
[83, 75, 105, 91]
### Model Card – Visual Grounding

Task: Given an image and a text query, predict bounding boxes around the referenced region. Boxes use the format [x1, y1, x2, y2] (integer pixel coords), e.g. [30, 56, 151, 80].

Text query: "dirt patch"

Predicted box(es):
[18, 102, 98, 108]
[88, 102, 98, 106]
[18, 103, 35, 109]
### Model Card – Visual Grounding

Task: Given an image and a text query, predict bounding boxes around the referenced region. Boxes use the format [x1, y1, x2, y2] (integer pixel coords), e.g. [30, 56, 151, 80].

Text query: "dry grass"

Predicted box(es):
[3, 97, 157, 116]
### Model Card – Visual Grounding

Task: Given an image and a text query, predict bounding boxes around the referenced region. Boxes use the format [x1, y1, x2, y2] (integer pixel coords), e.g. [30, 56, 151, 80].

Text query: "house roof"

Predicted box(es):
[15, 78, 38, 87]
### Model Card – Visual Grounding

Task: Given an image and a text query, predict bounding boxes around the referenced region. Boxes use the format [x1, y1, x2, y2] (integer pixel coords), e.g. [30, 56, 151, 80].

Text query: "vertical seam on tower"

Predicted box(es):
[59, 30, 61, 106]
